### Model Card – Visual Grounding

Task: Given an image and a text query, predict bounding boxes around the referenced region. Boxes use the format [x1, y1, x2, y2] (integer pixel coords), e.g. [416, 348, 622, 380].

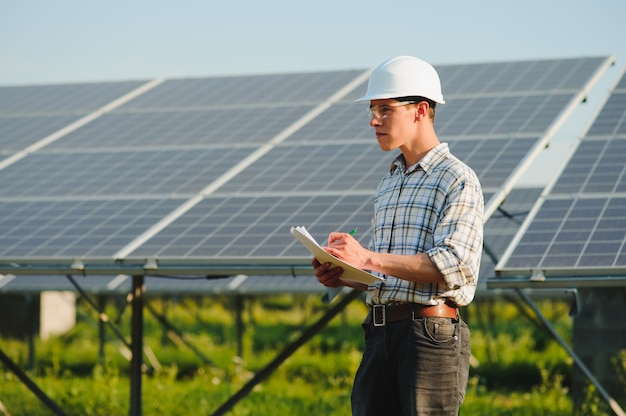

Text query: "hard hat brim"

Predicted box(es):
[355, 92, 445, 104]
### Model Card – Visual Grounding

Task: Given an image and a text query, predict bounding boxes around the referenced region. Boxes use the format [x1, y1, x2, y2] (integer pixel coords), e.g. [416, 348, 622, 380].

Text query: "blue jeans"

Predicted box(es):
[351, 316, 471, 416]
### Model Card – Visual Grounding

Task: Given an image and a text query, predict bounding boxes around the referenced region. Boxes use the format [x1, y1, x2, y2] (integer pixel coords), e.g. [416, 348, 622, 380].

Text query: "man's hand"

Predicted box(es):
[312, 232, 373, 291]
[312, 257, 345, 288]
[324, 232, 370, 270]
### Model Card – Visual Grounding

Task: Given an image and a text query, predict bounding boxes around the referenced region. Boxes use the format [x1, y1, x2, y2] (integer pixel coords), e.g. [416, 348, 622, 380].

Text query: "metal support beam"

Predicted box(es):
[488, 275, 626, 289]
[515, 288, 625, 416]
[65, 275, 152, 373]
[211, 289, 362, 416]
[130, 275, 144, 416]
[0, 346, 66, 416]
[145, 300, 214, 366]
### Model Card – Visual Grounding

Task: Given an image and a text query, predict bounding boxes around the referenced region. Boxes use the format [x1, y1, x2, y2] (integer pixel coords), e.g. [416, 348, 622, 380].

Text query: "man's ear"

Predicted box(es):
[415, 101, 429, 119]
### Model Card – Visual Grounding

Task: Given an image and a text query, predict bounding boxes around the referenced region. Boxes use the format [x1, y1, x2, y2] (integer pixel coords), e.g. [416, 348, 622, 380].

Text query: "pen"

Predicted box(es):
[349, 228, 358, 236]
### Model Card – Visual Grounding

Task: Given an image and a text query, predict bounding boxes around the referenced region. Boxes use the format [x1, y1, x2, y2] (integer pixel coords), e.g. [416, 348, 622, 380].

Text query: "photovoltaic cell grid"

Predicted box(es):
[0, 147, 255, 198]
[497, 197, 626, 273]
[0, 199, 185, 258]
[0, 115, 82, 151]
[0, 81, 147, 152]
[118, 71, 365, 108]
[216, 143, 387, 195]
[0, 57, 612, 273]
[496, 66, 626, 277]
[0, 81, 147, 113]
[449, 137, 539, 188]
[130, 194, 375, 258]
[437, 57, 605, 94]
[478, 188, 541, 288]
[550, 139, 626, 194]
[44, 106, 315, 150]
[437, 94, 573, 137]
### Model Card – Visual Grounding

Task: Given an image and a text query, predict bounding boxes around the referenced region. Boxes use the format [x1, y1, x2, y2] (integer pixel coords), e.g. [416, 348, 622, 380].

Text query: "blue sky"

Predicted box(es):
[2, 0, 626, 186]
[2, 0, 625, 85]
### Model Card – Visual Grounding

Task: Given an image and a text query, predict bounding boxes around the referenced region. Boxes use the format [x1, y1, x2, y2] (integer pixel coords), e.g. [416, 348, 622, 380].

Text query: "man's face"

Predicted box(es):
[368, 99, 417, 152]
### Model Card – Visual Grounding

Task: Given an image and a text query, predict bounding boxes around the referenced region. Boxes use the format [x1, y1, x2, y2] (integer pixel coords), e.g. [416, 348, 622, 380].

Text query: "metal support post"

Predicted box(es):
[130, 275, 145, 416]
[98, 296, 106, 365]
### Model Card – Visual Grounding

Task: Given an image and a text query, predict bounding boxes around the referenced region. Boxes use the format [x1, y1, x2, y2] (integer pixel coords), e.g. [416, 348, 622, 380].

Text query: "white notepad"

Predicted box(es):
[290, 225, 384, 286]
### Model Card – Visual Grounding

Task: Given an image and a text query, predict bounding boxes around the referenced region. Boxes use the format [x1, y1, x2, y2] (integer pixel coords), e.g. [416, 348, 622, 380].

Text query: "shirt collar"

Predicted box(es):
[389, 143, 450, 175]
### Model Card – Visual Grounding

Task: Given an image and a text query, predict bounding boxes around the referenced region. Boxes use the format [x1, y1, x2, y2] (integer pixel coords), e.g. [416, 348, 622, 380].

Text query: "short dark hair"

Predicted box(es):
[394, 96, 436, 120]
[395, 96, 436, 109]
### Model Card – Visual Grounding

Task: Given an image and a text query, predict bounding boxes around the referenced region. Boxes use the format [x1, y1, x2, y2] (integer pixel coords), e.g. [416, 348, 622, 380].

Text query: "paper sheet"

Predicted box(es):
[290, 225, 384, 286]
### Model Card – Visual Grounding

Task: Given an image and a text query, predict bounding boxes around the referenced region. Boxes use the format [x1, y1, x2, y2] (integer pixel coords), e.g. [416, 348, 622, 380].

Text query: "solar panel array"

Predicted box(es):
[0, 187, 541, 296]
[496, 65, 626, 279]
[0, 57, 614, 283]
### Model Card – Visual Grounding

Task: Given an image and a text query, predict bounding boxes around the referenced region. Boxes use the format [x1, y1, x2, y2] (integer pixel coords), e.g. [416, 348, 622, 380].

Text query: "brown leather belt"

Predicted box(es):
[366, 302, 458, 327]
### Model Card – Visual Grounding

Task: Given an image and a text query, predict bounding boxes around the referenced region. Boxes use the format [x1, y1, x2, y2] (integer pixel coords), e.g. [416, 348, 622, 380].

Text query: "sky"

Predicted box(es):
[2, 0, 626, 185]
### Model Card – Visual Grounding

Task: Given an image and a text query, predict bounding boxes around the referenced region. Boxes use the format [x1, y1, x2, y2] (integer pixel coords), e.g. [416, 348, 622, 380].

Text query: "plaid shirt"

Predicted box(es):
[366, 143, 483, 307]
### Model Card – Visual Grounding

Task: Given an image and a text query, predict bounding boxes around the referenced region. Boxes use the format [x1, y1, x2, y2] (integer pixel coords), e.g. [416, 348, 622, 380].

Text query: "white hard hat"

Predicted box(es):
[356, 56, 445, 104]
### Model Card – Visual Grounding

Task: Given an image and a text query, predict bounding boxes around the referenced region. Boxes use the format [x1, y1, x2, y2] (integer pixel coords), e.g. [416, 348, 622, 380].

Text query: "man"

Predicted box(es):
[313, 56, 484, 415]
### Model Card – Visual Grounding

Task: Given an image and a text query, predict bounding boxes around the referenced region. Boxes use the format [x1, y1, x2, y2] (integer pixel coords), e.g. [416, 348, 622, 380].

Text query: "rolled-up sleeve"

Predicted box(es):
[427, 173, 484, 305]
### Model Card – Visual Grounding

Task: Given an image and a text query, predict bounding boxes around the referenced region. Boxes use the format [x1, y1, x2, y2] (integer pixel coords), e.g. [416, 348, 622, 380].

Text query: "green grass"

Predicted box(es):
[0, 295, 623, 415]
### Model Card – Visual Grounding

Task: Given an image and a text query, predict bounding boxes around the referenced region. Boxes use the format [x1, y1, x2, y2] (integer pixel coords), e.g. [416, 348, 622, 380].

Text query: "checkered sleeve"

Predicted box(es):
[427, 166, 484, 305]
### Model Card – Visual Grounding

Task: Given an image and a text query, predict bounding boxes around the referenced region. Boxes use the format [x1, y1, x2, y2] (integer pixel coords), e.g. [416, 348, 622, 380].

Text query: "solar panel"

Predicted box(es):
[0, 81, 148, 154]
[586, 93, 626, 136]
[0, 199, 185, 258]
[0, 115, 83, 151]
[216, 143, 385, 194]
[129, 194, 374, 259]
[45, 106, 317, 150]
[437, 58, 606, 94]
[119, 71, 364, 108]
[480, 188, 542, 280]
[551, 139, 626, 194]
[0, 148, 256, 197]
[495, 65, 626, 281]
[497, 197, 626, 272]
[0, 81, 147, 113]
[0, 57, 614, 280]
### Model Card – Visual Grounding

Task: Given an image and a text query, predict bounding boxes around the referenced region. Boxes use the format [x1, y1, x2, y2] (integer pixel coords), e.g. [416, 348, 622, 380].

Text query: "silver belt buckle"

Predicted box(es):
[373, 305, 386, 327]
